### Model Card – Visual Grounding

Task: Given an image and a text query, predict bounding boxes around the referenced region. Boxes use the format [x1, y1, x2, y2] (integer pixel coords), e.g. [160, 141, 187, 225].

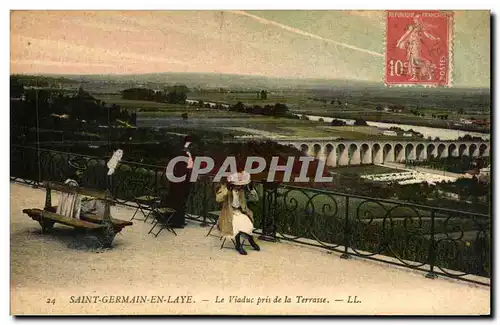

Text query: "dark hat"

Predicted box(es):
[184, 135, 192, 143]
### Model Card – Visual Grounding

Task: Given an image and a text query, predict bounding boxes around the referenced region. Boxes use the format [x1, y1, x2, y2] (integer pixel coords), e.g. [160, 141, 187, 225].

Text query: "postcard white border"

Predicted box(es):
[2, 1, 497, 324]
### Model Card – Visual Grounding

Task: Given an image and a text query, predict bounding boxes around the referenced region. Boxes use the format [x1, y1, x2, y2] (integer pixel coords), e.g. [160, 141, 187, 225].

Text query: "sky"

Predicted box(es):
[10, 10, 490, 88]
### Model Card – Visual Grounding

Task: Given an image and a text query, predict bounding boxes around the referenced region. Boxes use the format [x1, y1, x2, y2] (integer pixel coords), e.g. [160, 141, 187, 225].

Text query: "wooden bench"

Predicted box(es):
[22, 181, 132, 248]
[43, 207, 133, 234]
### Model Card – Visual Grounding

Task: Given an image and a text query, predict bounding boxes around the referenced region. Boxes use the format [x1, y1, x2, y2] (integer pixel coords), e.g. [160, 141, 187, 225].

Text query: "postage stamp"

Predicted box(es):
[385, 10, 453, 87]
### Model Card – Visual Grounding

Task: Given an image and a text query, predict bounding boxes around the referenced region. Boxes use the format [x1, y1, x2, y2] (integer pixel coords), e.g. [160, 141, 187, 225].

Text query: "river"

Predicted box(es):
[178, 98, 489, 141]
[295, 114, 490, 141]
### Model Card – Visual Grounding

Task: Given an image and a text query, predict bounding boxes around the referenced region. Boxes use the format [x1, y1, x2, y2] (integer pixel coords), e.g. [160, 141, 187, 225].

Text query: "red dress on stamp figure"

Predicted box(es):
[386, 11, 453, 86]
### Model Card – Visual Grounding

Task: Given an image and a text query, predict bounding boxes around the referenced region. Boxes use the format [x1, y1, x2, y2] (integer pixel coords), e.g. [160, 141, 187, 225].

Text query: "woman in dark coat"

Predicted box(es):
[164, 135, 194, 228]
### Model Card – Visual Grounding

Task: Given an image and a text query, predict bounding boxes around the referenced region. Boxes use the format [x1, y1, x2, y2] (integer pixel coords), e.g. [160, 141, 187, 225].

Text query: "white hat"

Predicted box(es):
[228, 171, 251, 186]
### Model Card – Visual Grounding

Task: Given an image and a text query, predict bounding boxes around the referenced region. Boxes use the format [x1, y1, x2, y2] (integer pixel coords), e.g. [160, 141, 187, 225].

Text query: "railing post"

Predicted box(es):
[271, 185, 278, 240]
[425, 210, 438, 279]
[187, 177, 194, 217]
[107, 174, 112, 196]
[153, 169, 158, 198]
[44, 182, 51, 210]
[200, 177, 209, 227]
[340, 196, 351, 259]
[258, 182, 268, 238]
[32, 147, 42, 189]
[258, 181, 277, 242]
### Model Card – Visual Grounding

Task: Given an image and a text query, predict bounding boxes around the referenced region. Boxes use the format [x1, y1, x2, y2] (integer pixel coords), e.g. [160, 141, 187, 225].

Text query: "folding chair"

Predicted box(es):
[220, 236, 249, 250]
[205, 211, 221, 237]
[206, 212, 249, 250]
[148, 207, 177, 237]
[204, 211, 242, 249]
[130, 182, 159, 223]
[131, 195, 160, 223]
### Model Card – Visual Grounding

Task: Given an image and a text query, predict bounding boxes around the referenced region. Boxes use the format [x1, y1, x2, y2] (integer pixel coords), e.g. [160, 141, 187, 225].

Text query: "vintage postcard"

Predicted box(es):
[10, 9, 491, 316]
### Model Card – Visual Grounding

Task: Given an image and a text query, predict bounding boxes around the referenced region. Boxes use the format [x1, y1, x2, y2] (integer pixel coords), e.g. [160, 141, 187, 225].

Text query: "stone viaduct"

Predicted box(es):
[276, 139, 490, 167]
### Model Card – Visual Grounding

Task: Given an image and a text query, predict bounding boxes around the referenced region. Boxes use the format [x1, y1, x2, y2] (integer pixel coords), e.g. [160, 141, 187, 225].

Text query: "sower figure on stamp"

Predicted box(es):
[396, 15, 441, 81]
[165, 135, 194, 228]
[215, 160, 260, 255]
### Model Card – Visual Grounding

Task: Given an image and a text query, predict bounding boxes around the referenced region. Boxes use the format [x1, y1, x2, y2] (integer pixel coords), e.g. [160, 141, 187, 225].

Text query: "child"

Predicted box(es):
[216, 169, 260, 255]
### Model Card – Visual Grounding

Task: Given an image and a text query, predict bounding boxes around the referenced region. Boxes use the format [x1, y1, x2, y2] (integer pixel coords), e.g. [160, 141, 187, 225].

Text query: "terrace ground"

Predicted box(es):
[10, 182, 490, 315]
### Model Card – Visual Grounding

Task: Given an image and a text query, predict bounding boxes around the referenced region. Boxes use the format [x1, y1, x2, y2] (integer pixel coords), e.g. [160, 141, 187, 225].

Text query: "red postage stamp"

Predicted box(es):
[385, 10, 453, 87]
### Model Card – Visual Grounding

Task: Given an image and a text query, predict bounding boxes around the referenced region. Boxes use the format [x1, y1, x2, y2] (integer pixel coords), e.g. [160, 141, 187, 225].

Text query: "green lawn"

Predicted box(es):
[331, 165, 405, 177]
[95, 95, 170, 111]
[188, 91, 311, 106]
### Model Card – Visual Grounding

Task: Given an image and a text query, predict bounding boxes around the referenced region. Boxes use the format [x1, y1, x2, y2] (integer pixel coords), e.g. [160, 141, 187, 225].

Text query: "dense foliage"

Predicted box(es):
[406, 156, 490, 174]
[11, 86, 137, 130]
[121, 85, 189, 104]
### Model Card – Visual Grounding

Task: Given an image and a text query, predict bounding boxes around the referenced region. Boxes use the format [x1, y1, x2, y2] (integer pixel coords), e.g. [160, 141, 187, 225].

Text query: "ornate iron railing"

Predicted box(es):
[256, 183, 490, 285]
[10, 145, 491, 285]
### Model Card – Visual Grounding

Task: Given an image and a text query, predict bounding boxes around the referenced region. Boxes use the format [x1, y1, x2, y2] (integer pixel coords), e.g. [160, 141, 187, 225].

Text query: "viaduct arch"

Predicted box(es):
[278, 139, 490, 167]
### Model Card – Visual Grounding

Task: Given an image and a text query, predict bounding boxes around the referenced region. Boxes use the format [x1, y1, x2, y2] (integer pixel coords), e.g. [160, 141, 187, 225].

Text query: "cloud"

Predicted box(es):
[12, 36, 191, 67]
[11, 59, 116, 68]
[230, 10, 384, 58]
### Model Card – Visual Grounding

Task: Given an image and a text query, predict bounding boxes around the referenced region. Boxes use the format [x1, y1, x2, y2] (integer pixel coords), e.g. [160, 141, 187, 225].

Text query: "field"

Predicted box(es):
[330, 165, 405, 177]
[186, 90, 490, 131]
[94, 94, 406, 140]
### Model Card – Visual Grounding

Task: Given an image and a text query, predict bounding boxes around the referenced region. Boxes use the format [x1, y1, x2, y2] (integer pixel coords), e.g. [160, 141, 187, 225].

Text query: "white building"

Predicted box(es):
[383, 130, 398, 136]
[185, 99, 199, 105]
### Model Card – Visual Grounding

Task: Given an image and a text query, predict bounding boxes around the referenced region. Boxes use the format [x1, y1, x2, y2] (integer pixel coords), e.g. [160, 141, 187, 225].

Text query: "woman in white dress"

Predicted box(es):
[216, 170, 260, 255]
[56, 177, 82, 219]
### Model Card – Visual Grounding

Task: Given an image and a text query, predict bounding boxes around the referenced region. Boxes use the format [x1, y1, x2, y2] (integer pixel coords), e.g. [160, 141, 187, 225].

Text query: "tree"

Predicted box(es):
[251, 105, 263, 115]
[354, 118, 368, 126]
[260, 90, 268, 100]
[10, 76, 24, 98]
[166, 90, 187, 104]
[330, 119, 346, 126]
[233, 102, 245, 113]
[273, 103, 289, 116]
[129, 112, 137, 125]
[121, 88, 156, 101]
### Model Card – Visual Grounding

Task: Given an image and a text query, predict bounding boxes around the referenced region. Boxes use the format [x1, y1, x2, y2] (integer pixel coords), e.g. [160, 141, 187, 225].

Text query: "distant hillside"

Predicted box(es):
[13, 72, 490, 96]
[36, 72, 380, 90]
